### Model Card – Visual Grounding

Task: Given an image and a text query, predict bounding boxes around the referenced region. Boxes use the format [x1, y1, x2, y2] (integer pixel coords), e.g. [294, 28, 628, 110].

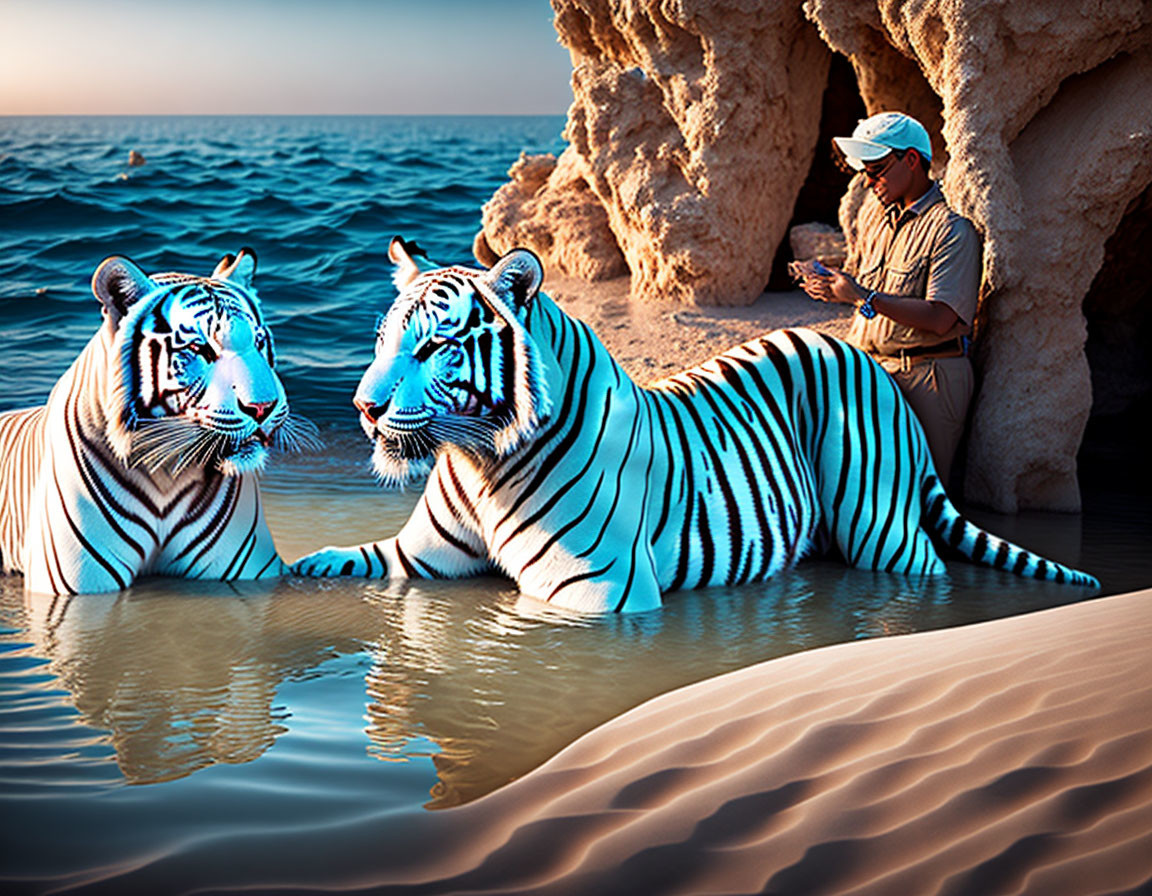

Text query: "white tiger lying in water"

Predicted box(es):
[293, 238, 1099, 613]
[0, 249, 317, 596]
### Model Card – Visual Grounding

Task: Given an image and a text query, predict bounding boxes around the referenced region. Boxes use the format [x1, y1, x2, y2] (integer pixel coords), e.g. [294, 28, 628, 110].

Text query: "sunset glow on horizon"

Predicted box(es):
[0, 0, 572, 115]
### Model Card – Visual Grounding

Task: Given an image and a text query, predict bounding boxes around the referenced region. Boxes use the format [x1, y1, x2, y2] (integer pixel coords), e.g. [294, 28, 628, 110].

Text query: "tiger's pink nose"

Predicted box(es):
[238, 399, 275, 423]
[354, 397, 384, 422]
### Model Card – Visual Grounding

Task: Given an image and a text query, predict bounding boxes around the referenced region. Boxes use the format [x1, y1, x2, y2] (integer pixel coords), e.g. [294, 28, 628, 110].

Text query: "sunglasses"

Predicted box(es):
[861, 149, 908, 182]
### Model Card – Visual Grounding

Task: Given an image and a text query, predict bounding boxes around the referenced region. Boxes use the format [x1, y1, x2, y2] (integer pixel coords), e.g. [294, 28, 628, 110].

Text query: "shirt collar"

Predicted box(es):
[885, 181, 944, 226]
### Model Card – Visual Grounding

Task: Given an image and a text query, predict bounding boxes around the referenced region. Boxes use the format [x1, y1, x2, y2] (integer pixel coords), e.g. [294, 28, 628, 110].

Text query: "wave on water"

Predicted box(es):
[0, 115, 565, 420]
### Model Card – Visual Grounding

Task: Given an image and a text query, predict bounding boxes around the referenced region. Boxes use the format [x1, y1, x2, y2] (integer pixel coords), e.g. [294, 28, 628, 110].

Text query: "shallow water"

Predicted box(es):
[1, 116, 1150, 893]
[2, 427, 1148, 891]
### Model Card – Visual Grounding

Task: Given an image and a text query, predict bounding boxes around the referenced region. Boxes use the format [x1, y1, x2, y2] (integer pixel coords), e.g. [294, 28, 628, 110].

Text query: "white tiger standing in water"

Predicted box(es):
[293, 238, 1099, 613]
[0, 249, 316, 596]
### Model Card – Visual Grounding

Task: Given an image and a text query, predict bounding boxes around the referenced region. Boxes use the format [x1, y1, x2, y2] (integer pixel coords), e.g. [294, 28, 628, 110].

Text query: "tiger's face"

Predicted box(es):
[93, 250, 304, 477]
[354, 240, 551, 485]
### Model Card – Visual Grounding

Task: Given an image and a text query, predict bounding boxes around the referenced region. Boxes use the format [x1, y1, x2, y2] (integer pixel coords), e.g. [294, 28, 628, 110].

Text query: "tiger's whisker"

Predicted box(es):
[273, 414, 324, 454]
[129, 419, 206, 472]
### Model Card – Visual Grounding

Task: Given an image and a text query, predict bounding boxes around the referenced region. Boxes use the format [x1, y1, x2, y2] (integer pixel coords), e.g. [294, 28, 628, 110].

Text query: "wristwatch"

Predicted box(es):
[857, 290, 878, 319]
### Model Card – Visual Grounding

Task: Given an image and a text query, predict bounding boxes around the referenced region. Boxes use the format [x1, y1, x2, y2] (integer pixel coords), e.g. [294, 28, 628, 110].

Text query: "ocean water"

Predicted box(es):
[1, 116, 1149, 893]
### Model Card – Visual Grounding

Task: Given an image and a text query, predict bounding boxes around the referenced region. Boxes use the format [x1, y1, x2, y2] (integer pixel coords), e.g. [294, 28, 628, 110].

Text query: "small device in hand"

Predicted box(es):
[787, 258, 833, 283]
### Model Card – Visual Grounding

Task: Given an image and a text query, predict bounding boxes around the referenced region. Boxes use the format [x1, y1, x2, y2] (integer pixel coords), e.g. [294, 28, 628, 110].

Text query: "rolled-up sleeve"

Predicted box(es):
[926, 215, 981, 325]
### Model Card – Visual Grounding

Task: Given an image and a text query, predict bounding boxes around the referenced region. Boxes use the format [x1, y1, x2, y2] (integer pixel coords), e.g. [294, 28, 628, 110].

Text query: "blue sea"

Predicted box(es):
[0, 116, 1148, 893]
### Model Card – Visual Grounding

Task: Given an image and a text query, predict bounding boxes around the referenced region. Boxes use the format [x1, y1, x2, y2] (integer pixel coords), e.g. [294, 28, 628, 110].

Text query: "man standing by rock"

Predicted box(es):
[800, 111, 982, 488]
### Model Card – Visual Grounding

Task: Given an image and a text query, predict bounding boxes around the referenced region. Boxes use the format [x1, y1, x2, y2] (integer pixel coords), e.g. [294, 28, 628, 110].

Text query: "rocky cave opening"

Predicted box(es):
[1079, 184, 1152, 494]
[766, 53, 863, 290]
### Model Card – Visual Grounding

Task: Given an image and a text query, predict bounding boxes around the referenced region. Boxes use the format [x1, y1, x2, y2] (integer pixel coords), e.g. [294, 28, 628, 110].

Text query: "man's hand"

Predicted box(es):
[799, 265, 862, 305]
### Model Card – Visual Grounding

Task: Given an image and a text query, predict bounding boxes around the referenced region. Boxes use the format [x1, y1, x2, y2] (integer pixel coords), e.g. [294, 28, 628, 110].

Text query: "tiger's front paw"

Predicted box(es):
[291, 546, 377, 578]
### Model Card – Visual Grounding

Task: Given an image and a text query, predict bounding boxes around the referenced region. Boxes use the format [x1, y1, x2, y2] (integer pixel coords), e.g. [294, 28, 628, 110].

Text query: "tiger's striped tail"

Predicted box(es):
[921, 477, 1100, 588]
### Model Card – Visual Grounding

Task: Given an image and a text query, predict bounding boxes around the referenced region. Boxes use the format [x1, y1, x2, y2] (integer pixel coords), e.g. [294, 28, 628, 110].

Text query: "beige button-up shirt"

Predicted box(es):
[845, 182, 982, 355]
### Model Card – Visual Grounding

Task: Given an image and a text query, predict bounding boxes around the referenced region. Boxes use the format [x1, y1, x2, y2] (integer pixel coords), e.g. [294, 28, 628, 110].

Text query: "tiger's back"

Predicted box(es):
[643, 334, 825, 594]
[645, 328, 945, 595]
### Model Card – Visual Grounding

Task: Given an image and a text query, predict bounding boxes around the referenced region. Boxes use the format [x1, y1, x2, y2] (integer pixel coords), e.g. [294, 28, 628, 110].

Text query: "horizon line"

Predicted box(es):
[1, 111, 569, 118]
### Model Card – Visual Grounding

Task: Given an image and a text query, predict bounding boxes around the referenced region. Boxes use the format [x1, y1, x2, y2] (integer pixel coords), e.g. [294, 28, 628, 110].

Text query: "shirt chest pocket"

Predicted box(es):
[882, 259, 928, 298]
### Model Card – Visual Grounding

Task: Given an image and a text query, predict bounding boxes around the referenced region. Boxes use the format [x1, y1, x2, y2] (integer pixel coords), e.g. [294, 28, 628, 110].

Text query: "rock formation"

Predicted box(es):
[788, 221, 847, 268]
[473, 150, 627, 280]
[480, 0, 833, 305]
[477, 0, 1152, 512]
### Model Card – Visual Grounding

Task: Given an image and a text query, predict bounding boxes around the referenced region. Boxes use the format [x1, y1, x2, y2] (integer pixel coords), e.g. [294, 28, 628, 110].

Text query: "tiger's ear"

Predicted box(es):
[388, 235, 424, 291]
[212, 247, 257, 288]
[486, 248, 543, 310]
[92, 256, 158, 330]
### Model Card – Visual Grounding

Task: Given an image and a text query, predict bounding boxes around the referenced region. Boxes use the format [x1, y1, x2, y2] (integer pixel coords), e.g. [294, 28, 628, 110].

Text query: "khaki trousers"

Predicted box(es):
[875, 354, 974, 487]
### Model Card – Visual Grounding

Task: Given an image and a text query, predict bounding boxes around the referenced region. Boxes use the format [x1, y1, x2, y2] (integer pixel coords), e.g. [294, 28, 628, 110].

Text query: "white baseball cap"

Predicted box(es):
[833, 112, 933, 171]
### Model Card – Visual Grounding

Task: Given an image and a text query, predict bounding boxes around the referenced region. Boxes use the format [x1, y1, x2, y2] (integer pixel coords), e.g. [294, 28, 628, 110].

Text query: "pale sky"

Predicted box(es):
[0, 0, 573, 114]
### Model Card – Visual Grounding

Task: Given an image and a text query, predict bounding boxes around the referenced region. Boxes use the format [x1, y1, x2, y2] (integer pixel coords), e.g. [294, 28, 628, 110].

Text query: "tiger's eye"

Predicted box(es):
[413, 340, 438, 362]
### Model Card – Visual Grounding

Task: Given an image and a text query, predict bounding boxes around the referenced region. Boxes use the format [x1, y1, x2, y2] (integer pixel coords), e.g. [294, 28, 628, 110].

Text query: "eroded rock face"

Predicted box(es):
[473, 149, 627, 280]
[788, 222, 846, 268]
[811, 0, 1152, 511]
[479, 0, 832, 305]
